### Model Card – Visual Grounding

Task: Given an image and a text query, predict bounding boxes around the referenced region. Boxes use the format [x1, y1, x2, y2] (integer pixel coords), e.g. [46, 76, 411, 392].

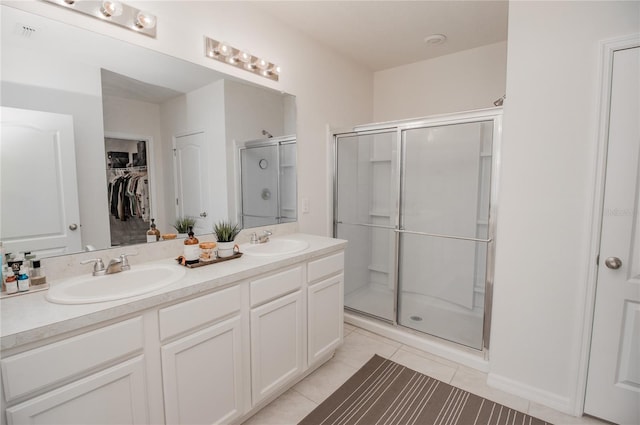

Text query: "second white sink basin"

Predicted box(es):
[243, 239, 309, 257]
[46, 264, 186, 305]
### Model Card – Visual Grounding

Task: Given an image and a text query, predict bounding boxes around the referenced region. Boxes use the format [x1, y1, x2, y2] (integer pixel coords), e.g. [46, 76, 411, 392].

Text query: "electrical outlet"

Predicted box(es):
[302, 197, 310, 214]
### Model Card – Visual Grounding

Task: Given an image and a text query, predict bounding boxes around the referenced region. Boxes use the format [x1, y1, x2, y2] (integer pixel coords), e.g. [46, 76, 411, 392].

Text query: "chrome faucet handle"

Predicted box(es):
[263, 230, 273, 236]
[250, 232, 259, 244]
[80, 258, 106, 276]
[119, 252, 138, 271]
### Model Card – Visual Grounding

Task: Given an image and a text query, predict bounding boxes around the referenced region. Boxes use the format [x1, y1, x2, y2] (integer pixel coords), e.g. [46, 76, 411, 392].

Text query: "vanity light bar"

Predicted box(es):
[205, 36, 280, 82]
[42, 0, 157, 38]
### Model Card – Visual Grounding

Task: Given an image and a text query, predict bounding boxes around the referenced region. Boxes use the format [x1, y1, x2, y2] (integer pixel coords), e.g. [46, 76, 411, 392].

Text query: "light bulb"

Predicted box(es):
[101, 1, 123, 17]
[269, 65, 281, 75]
[217, 42, 233, 57]
[63, 0, 75, 5]
[237, 50, 252, 63]
[135, 11, 157, 29]
[255, 58, 269, 70]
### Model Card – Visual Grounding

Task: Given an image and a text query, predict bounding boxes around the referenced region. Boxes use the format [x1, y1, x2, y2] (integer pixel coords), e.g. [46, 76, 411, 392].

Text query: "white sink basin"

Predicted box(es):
[242, 239, 309, 257]
[46, 264, 186, 305]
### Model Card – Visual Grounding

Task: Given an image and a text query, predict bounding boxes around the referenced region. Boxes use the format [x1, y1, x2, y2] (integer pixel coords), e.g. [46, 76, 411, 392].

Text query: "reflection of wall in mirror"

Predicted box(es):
[1, 42, 111, 250]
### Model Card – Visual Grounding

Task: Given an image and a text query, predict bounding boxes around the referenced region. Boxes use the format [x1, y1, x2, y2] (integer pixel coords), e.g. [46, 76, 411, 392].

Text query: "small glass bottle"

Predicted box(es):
[183, 226, 200, 265]
[17, 265, 30, 292]
[147, 218, 161, 243]
[5, 270, 18, 295]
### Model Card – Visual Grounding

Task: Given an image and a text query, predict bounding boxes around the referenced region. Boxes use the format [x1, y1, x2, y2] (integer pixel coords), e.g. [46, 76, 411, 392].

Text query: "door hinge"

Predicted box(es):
[176, 198, 179, 206]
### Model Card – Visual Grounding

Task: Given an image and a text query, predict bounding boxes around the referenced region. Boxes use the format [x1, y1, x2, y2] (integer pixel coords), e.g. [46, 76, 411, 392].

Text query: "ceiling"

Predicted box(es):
[250, 1, 509, 71]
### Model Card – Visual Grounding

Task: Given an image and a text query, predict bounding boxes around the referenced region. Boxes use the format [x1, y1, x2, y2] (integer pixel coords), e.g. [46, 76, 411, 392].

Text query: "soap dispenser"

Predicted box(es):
[183, 226, 200, 265]
[147, 218, 161, 242]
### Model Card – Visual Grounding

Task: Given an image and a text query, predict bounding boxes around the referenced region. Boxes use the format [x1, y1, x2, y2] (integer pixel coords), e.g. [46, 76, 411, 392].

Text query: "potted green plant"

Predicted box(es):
[213, 220, 242, 258]
[173, 217, 196, 238]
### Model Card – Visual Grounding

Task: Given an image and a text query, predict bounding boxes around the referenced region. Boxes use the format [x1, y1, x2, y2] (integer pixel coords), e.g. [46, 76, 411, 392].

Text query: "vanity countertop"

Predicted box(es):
[0, 234, 346, 352]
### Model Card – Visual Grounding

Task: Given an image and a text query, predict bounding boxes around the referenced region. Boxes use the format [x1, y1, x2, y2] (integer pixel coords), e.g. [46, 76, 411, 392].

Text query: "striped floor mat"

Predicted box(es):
[299, 355, 552, 425]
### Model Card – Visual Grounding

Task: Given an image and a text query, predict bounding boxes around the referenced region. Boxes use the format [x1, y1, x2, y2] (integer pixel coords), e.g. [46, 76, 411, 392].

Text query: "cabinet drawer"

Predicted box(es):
[159, 285, 241, 341]
[250, 266, 303, 307]
[1, 317, 143, 402]
[308, 252, 344, 283]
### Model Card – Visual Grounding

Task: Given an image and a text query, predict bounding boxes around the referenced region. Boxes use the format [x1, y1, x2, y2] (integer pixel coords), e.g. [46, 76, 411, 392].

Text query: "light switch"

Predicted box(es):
[302, 197, 310, 214]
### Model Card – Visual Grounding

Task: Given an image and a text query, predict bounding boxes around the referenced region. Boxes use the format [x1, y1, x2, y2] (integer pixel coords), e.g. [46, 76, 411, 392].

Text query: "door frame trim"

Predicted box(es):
[576, 33, 640, 417]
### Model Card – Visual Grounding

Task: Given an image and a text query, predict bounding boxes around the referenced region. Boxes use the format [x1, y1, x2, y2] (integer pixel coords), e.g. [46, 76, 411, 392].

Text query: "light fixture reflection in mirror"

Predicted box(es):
[205, 36, 280, 81]
[0, 5, 297, 258]
[42, 0, 157, 37]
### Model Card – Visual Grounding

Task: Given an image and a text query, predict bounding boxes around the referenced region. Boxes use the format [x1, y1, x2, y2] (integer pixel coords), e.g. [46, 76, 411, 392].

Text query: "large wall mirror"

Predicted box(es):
[0, 5, 297, 258]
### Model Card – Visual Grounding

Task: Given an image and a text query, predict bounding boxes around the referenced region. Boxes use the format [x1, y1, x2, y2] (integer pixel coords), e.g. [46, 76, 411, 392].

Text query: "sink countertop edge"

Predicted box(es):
[1, 234, 347, 352]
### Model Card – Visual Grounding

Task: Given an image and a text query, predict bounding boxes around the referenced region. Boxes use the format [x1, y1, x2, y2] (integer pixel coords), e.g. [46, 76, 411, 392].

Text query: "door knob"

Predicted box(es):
[604, 257, 622, 270]
[200, 212, 207, 218]
[69, 223, 78, 231]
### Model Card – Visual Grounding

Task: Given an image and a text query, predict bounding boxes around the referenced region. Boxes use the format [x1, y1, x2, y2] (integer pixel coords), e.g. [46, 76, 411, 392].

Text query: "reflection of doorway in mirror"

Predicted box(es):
[105, 137, 152, 246]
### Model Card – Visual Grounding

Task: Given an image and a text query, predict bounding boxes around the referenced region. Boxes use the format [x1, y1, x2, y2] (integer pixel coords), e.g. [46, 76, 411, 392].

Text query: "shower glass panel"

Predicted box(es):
[335, 131, 397, 322]
[398, 121, 493, 349]
[241, 145, 279, 228]
[278, 142, 297, 223]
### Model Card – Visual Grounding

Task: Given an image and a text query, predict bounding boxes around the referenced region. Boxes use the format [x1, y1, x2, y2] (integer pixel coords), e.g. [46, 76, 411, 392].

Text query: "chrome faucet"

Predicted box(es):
[80, 252, 137, 276]
[259, 230, 272, 243]
[250, 230, 273, 244]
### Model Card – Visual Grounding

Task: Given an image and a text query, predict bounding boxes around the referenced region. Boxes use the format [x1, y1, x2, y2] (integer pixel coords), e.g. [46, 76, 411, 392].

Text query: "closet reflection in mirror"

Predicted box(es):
[0, 5, 296, 258]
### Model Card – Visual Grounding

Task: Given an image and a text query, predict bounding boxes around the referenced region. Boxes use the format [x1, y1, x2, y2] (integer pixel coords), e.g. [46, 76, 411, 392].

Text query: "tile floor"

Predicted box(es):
[242, 323, 609, 425]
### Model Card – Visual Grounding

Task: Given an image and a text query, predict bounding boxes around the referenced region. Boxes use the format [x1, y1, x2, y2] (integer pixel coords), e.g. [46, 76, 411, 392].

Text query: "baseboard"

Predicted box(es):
[487, 372, 573, 414]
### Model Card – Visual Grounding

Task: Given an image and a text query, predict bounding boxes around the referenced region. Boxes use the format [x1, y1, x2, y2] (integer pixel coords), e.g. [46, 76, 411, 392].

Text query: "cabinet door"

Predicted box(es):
[251, 290, 304, 405]
[6, 356, 148, 424]
[308, 274, 344, 365]
[161, 315, 243, 425]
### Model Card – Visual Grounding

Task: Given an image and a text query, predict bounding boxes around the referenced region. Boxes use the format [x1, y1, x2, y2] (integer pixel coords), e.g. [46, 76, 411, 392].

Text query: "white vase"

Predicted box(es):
[217, 241, 237, 258]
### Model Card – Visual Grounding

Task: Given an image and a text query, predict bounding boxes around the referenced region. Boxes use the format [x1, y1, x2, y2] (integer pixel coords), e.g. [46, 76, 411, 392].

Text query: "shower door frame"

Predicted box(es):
[333, 107, 502, 351]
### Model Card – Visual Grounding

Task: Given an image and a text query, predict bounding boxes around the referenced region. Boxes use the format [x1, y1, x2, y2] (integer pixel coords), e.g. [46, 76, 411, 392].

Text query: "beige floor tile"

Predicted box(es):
[241, 388, 317, 425]
[450, 365, 530, 413]
[343, 322, 357, 335]
[390, 348, 458, 383]
[353, 328, 403, 348]
[293, 358, 359, 403]
[528, 403, 611, 425]
[400, 344, 465, 370]
[333, 330, 400, 369]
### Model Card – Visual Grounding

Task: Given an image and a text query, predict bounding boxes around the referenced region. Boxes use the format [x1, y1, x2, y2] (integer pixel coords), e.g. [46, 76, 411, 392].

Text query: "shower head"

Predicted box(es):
[493, 95, 506, 107]
[262, 129, 273, 138]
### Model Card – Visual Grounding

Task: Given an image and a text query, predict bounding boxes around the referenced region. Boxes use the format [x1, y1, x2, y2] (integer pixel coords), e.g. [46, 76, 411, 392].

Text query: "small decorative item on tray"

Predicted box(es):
[199, 242, 217, 262]
[176, 251, 243, 268]
[162, 233, 177, 240]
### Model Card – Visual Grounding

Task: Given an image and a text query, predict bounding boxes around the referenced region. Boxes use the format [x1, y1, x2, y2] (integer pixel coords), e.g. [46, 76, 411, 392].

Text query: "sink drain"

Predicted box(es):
[409, 315, 423, 322]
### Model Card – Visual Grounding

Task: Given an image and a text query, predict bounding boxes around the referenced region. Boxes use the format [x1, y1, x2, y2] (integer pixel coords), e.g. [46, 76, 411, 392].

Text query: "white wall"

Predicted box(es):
[373, 41, 507, 122]
[0, 44, 110, 250]
[489, 0, 640, 414]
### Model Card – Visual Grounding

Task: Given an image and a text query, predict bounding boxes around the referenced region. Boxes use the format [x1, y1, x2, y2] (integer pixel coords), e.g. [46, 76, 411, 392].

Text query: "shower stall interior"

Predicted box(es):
[240, 136, 297, 228]
[334, 109, 501, 350]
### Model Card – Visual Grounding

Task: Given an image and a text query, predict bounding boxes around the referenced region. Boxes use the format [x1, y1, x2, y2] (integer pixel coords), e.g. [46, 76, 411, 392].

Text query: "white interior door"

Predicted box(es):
[174, 131, 210, 235]
[1, 107, 82, 256]
[585, 45, 640, 425]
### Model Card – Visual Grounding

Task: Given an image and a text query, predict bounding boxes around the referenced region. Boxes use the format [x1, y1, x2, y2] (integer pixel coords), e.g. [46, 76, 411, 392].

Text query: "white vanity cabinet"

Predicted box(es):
[1, 317, 150, 425]
[158, 286, 246, 425]
[249, 266, 305, 405]
[307, 252, 345, 365]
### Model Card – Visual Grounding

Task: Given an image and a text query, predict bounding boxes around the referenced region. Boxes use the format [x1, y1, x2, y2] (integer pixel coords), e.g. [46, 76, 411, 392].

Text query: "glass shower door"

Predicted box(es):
[398, 121, 493, 349]
[335, 131, 398, 322]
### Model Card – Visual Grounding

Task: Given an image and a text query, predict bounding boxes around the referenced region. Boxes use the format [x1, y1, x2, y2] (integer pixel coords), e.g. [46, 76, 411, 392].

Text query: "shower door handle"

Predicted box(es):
[395, 228, 492, 243]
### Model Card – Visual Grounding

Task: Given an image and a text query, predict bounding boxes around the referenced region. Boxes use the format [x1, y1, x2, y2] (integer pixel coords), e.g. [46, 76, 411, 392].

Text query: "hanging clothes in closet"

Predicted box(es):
[108, 167, 150, 222]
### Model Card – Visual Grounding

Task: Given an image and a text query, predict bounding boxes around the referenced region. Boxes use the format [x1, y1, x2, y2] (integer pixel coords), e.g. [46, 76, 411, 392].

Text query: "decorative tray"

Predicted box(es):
[176, 252, 243, 268]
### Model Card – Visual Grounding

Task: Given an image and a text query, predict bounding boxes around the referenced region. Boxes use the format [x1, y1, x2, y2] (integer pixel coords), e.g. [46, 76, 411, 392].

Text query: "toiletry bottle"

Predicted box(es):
[5, 270, 18, 295]
[183, 226, 200, 265]
[147, 218, 161, 242]
[17, 265, 30, 292]
[31, 260, 47, 286]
